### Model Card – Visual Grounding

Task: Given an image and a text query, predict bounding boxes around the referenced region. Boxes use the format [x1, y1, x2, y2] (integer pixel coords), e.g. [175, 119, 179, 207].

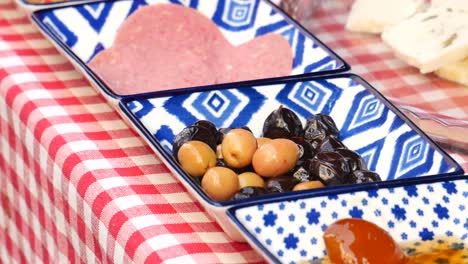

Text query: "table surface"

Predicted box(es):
[1, 0, 467, 263]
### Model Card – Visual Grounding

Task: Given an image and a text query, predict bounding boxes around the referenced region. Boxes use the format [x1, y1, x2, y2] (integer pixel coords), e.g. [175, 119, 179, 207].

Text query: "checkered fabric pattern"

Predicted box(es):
[0, 1, 264, 263]
[306, 1, 468, 172]
[0, 1, 466, 264]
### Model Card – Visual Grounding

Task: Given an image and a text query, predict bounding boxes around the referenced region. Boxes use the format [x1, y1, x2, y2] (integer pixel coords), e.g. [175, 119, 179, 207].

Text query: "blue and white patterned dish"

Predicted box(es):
[117, 74, 463, 240]
[121, 74, 462, 191]
[227, 178, 468, 263]
[15, 0, 97, 14]
[31, 0, 349, 99]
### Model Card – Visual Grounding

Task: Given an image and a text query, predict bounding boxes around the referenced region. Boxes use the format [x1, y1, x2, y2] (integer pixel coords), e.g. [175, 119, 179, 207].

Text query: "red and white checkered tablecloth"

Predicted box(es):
[0, 0, 466, 263]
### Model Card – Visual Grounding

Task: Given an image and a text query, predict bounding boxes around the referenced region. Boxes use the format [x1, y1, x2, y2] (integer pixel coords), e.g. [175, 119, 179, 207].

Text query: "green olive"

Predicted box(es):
[177, 140, 216, 177]
[252, 138, 299, 177]
[256, 137, 272, 148]
[238, 172, 265, 188]
[216, 144, 223, 159]
[201, 167, 239, 201]
[292, 181, 324, 191]
[221, 128, 257, 169]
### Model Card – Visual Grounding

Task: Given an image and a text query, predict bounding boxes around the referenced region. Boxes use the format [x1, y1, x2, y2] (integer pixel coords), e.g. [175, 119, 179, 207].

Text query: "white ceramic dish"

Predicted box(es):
[15, 0, 97, 14]
[31, 0, 349, 104]
[117, 74, 463, 241]
[228, 178, 468, 263]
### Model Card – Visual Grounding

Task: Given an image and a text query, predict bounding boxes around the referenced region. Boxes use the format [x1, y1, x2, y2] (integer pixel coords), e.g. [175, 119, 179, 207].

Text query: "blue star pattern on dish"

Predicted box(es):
[233, 179, 468, 263]
[284, 234, 299, 249]
[263, 211, 277, 227]
[391, 205, 406, 221]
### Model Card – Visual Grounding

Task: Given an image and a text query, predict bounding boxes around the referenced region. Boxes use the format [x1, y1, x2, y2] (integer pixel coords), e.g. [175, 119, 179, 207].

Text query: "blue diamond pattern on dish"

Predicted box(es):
[276, 26, 305, 68]
[355, 138, 384, 172]
[154, 125, 175, 153]
[128, 99, 154, 119]
[76, 2, 114, 32]
[120, 74, 463, 258]
[90, 42, 105, 61]
[163, 88, 264, 129]
[39, 13, 78, 47]
[340, 90, 388, 139]
[213, 0, 259, 31]
[389, 131, 434, 179]
[169, 0, 198, 8]
[276, 79, 341, 118]
[231, 179, 468, 263]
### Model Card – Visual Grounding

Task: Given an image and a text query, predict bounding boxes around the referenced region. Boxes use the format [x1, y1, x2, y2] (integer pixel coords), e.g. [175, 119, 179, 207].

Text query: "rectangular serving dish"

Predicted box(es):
[15, 0, 96, 14]
[30, 0, 349, 104]
[117, 73, 463, 241]
[227, 178, 468, 263]
[27, 0, 466, 248]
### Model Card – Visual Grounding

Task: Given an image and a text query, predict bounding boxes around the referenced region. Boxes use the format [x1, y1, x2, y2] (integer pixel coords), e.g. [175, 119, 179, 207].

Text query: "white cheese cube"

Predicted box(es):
[382, 7, 468, 73]
[435, 58, 468, 86]
[346, 0, 426, 34]
[431, 0, 468, 11]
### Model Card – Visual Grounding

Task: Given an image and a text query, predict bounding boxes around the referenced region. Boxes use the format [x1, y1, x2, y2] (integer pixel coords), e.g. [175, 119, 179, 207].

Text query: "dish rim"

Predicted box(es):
[117, 73, 465, 208]
[30, 0, 351, 100]
[15, 0, 101, 12]
[225, 176, 468, 264]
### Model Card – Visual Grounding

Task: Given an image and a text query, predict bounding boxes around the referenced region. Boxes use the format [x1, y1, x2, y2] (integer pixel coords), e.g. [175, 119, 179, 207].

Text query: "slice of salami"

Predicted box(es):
[89, 44, 216, 94]
[88, 4, 293, 95]
[218, 33, 294, 83]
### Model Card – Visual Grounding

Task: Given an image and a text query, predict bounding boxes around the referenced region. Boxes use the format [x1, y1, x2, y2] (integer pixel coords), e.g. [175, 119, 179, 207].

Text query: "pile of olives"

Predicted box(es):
[172, 106, 381, 202]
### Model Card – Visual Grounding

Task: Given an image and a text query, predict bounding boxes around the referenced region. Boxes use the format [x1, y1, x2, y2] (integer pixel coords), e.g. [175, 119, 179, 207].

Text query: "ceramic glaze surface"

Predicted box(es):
[231, 179, 468, 263]
[126, 76, 459, 182]
[34, 0, 346, 77]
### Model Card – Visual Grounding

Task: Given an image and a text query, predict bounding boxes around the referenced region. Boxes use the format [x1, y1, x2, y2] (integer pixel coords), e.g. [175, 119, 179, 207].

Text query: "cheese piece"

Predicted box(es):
[431, 0, 468, 11]
[435, 58, 468, 86]
[345, 0, 426, 34]
[431, 0, 447, 7]
[382, 7, 468, 73]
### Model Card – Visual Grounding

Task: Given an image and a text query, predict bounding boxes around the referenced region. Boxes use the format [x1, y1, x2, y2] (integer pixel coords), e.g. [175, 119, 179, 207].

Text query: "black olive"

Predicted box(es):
[308, 152, 351, 186]
[304, 114, 339, 143]
[290, 162, 318, 182]
[194, 120, 217, 135]
[232, 187, 268, 200]
[172, 125, 217, 160]
[318, 135, 346, 153]
[335, 148, 368, 171]
[348, 170, 381, 184]
[262, 105, 303, 139]
[265, 176, 299, 193]
[291, 137, 316, 161]
[235, 164, 255, 174]
[216, 159, 229, 167]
